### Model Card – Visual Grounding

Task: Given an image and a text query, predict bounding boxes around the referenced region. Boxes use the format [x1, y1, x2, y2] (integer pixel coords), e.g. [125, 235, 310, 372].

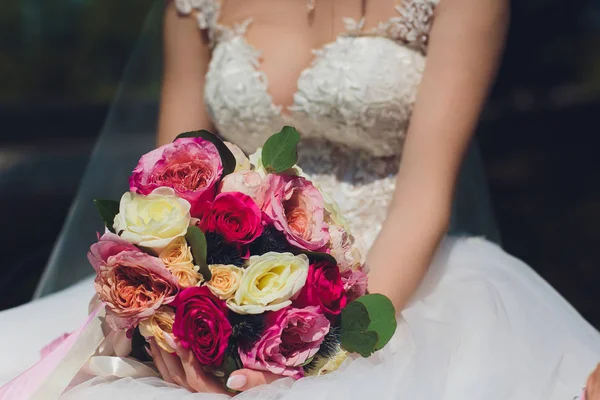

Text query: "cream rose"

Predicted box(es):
[304, 346, 349, 376]
[113, 187, 191, 251]
[139, 307, 176, 353]
[227, 252, 309, 314]
[225, 142, 251, 172]
[206, 264, 243, 300]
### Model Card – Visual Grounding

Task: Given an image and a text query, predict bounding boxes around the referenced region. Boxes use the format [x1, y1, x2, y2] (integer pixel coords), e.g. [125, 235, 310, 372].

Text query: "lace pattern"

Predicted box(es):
[173, 0, 439, 248]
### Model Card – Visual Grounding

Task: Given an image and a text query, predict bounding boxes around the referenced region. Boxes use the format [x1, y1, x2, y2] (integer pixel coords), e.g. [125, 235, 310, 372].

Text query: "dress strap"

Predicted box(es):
[174, 0, 222, 45]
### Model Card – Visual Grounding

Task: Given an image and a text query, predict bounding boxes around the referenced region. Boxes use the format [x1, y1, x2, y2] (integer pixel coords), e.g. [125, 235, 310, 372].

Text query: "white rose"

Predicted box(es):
[219, 170, 265, 207]
[227, 252, 309, 314]
[113, 187, 191, 251]
[225, 142, 251, 172]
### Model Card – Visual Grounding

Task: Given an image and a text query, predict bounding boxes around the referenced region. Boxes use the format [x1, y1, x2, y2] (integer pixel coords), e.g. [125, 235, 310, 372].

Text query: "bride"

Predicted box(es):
[1, 0, 599, 398]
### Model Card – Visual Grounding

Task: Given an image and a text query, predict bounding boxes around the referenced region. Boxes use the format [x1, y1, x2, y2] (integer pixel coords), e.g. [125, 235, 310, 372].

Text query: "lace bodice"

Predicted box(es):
[174, 0, 438, 248]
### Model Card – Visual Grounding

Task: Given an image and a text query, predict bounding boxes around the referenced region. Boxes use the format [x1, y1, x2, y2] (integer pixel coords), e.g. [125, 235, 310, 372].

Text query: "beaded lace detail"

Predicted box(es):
[174, 0, 438, 249]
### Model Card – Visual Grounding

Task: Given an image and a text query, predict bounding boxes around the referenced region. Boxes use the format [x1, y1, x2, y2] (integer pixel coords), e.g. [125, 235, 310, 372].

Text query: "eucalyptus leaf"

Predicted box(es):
[185, 226, 212, 281]
[340, 294, 397, 357]
[174, 130, 237, 175]
[261, 126, 300, 173]
[93, 199, 120, 233]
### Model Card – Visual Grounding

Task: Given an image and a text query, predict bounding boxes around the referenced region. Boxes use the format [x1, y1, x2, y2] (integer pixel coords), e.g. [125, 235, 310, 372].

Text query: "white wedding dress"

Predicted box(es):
[1, 0, 599, 398]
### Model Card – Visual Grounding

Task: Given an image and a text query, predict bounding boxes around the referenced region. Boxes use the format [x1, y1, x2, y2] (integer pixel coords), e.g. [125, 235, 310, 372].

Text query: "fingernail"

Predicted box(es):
[163, 333, 179, 352]
[226, 374, 247, 390]
[144, 345, 152, 357]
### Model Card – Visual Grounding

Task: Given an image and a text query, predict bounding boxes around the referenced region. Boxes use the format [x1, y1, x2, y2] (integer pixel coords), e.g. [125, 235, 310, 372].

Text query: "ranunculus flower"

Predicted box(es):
[329, 225, 365, 272]
[261, 174, 329, 252]
[113, 187, 191, 251]
[206, 264, 243, 300]
[239, 306, 330, 379]
[341, 269, 368, 303]
[159, 237, 202, 287]
[295, 260, 347, 316]
[227, 252, 309, 314]
[88, 232, 179, 330]
[139, 306, 176, 353]
[172, 287, 232, 366]
[225, 142, 251, 172]
[219, 170, 265, 208]
[129, 137, 223, 215]
[198, 192, 263, 244]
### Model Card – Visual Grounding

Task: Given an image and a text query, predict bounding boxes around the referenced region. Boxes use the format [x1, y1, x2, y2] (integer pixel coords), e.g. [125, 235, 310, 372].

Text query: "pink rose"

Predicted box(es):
[219, 170, 265, 208]
[239, 306, 330, 379]
[295, 261, 347, 316]
[198, 192, 263, 244]
[261, 174, 329, 251]
[341, 269, 369, 303]
[129, 137, 223, 216]
[172, 286, 232, 366]
[88, 232, 179, 330]
[329, 225, 365, 272]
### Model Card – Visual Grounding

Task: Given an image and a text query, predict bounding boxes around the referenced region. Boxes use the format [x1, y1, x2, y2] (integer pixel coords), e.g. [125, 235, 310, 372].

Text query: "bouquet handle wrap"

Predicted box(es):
[0, 305, 157, 400]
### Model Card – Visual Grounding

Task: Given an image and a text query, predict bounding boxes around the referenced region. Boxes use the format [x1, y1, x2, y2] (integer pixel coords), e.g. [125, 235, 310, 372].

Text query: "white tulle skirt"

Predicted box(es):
[1, 237, 598, 399]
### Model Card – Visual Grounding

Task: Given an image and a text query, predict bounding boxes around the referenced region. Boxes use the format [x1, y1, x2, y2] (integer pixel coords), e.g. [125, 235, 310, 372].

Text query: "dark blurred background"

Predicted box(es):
[0, 1, 599, 324]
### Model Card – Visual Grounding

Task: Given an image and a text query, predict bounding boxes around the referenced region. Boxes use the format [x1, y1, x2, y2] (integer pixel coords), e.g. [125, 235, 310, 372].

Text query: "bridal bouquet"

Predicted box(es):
[90, 127, 397, 385]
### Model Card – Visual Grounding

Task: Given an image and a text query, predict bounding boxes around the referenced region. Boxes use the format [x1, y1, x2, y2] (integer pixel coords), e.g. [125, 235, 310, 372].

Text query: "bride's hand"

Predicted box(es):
[149, 337, 281, 394]
[586, 363, 600, 400]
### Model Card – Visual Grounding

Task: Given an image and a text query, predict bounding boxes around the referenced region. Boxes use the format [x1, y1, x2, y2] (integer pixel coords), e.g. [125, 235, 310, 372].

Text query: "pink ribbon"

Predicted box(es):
[0, 305, 104, 400]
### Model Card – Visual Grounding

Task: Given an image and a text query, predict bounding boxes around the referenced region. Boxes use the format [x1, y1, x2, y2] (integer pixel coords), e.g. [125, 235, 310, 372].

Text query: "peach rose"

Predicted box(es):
[139, 307, 176, 353]
[261, 174, 329, 252]
[206, 264, 243, 300]
[159, 238, 202, 287]
[88, 233, 179, 330]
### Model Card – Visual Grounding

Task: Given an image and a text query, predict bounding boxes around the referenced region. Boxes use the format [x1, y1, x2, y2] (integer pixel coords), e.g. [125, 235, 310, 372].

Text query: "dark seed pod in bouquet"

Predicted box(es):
[229, 313, 266, 351]
[316, 325, 342, 359]
[205, 232, 245, 267]
[130, 327, 152, 362]
[249, 225, 294, 255]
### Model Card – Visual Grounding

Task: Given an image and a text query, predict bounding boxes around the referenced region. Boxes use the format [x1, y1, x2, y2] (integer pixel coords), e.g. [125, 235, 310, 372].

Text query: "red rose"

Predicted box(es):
[294, 261, 347, 316]
[172, 286, 232, 366]
[199, 192, 263, 244]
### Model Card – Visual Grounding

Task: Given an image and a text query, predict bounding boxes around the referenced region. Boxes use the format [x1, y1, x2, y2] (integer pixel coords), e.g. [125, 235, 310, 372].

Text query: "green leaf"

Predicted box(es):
[93, 199, 120, 233]
[216, 347, 243, 393]
[340, 294, 397, 357]
[174, 130, 237, 176]
[185, 226, 212, 281]
[261, 126, 301, 173]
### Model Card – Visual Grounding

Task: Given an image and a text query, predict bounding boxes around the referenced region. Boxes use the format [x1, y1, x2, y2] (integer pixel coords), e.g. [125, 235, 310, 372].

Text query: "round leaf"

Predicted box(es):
[261, 126, 300, 173]
[340, 294, 397, 357]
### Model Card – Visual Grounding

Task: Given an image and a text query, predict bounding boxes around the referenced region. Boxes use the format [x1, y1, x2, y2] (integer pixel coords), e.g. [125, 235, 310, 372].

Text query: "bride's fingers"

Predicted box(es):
[226, 369, 281, 392]
[174, 343, 228, 394]
[157, 346, 193, 391]
[149, 339, 174, 384]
